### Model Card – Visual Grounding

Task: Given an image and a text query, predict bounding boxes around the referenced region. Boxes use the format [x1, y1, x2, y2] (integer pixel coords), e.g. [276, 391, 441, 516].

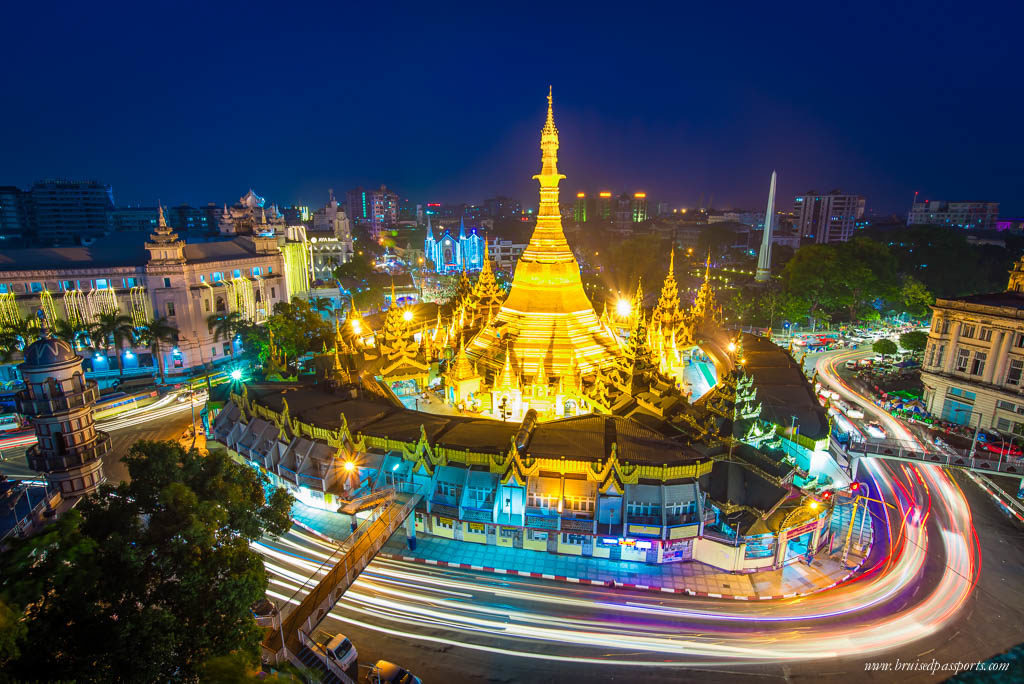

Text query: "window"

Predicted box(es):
[232, 269, 241, 278]
[212, 347, 217, 357]
[199, 275, 205, 282]
[627, 502, 661, 518]
[252, 267, 262, 276]
[435, 482, 457, 498]
[936, 344, 946, 368]
[997, 400, 1016, 412]
[125, 277, 136, 288]
[970, 351, 987, 376]
[527, 529, 547, 541]
[1015, 334, 1024, 349]
[1007, 359, 1024, 386]
[941, 319, 951, 335]
[166, 301, 175, 317]
[979, 327, 993, 342]
[561, 533, 587, 545]
[564, 496, 594, 513]
[499, 527, 516, 538]
[527, 492, 554, 510]
[0, 284, 6, 294]
[433, 517, 453, 530]
[955, 348, 970, 372]
[222, 342, 230, 355]
[961, 324, 976, 339]
[95, 278, 108, 290]
[997, 418, 1012, 432]
[268, 267, 273, 274]
[270, 287, 276, 298]
[204, 299, 210, 312]
[212, 272, 223, 282]
[30, 282, 43, 293]
[163, 277, 171, 288]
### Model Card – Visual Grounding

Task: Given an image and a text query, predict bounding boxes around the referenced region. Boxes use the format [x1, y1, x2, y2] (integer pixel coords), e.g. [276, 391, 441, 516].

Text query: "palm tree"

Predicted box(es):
[89, 312, 134, 376]
[310, 296, 332, 319]
[207, 311, 244, 360]
[51, 318, 87, 350]
[137, 315, 179, 384]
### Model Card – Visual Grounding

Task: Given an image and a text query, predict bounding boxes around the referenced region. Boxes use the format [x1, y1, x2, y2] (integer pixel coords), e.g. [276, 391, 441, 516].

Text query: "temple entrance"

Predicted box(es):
[390, 379, 419, 398]
[784, 531, 813, 564]
[666, 346, 718, 400]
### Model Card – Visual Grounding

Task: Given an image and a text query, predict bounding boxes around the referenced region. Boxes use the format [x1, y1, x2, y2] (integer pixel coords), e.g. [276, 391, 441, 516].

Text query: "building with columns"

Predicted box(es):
[0, 207, 308, 377]
[16, 325, 108, 497]
[921, 258, 1024, 433]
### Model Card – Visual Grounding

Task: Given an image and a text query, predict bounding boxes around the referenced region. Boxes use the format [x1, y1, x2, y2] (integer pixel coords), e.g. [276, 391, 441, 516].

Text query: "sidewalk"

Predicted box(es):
[289, 500, 870, 600]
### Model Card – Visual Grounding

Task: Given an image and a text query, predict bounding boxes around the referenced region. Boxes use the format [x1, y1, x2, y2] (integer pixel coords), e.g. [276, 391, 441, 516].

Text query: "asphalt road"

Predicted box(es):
[0, 399, 196, 484]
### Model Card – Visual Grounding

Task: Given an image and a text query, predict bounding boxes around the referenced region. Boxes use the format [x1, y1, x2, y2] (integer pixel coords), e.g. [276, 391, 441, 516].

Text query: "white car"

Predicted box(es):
[865, 422, 886, 439]
[323, 633, 358, 671]
[846, 407, 865, 420]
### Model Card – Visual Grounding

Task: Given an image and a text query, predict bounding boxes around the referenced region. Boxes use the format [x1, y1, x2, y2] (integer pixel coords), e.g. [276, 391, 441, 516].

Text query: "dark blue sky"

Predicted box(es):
[2, 1, 1020, 214]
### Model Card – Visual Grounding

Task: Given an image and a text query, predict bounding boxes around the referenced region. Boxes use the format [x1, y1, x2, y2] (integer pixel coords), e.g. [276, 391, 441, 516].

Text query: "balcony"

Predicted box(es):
[16, 384, 100, 415]
[27, 431, 110, 473]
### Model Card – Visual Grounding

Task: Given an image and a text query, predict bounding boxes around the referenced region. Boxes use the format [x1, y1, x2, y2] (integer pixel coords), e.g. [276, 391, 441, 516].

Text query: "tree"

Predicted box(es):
[310, 296, 333, 319]
[899, 275, 935, 318]
[0, 440, 293, 682]
[51, 317, 87, 350]
[265, 298, 333, 370]
[89, 311, 135, 376]
[137, 315, 179, 383]
[899, 330, 928, 356]
[782, 244, 843, 328]
[872, 338, 898, 359]
[836, 238, 899, 322]
[208, 311, 245, 359]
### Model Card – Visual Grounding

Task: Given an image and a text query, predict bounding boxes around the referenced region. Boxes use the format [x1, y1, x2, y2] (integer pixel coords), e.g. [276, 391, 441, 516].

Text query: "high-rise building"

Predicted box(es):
[631, 192, 648, 223]
[308, 190, 354, 281]
[0, 186, 30, 245]
[347, 185, 400, 237]
[109, 206, 160, 232]
[907, 200, 999, 230]
[573, 192, 588, 223]
[793, 190, 865, 243]
[168, 204, 217, 233]
[29, 179, 114, 245]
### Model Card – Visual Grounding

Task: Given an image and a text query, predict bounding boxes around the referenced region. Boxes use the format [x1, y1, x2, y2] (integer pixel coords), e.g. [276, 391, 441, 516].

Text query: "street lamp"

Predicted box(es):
[616, 299, 632, 319]
[950, 407, 983, 459]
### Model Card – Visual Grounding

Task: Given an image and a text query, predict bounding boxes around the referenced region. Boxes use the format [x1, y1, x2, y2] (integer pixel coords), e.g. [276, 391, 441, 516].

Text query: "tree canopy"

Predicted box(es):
[873, 338, 898, 357]
[0, 440, 293, 682]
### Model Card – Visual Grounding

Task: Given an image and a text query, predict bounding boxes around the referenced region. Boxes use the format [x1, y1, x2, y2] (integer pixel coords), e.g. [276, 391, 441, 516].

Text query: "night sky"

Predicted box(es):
[2, 1, 1020, 215]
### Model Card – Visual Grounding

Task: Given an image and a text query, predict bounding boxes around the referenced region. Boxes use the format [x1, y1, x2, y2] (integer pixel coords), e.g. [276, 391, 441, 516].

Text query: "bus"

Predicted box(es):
[0, 412, 24, 432]
[93, 389, 159, 420]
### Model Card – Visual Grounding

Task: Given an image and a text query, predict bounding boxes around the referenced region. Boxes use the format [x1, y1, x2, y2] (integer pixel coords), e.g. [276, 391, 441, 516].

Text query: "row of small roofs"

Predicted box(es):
[241, 382, 706, 468]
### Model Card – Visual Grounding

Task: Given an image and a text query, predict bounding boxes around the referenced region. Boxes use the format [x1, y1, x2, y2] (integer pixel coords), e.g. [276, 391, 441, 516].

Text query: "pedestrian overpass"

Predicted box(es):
[840, 437, 1024, 496]
[263, 489, 422, 681]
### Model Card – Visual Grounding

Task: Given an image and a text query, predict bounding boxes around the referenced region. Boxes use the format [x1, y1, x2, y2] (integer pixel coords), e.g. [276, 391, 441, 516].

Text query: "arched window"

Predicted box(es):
[215, 296, 226, 312]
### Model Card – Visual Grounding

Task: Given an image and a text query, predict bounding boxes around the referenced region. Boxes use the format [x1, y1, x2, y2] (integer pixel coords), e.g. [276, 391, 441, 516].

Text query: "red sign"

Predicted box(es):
[785, 519, 820, 540]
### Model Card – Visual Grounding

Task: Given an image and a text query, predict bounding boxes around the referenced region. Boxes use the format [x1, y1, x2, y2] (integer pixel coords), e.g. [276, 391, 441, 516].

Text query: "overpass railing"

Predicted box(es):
[846, 438, 1024, 476]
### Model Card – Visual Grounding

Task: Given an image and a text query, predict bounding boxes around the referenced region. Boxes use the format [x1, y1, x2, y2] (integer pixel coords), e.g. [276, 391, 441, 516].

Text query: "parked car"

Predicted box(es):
[367, 660, 422, 684]
[981, 441, 1023, 457]
[323, 633, 358, 671]
[846, 407, 865, 420]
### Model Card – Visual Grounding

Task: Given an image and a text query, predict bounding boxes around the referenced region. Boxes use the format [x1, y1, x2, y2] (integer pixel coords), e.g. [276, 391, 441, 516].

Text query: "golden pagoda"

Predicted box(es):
[468, 88, 622, 378]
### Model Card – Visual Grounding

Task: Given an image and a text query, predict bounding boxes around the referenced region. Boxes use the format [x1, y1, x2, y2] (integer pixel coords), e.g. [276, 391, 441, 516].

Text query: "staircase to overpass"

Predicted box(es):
[263, 488, 422, 676]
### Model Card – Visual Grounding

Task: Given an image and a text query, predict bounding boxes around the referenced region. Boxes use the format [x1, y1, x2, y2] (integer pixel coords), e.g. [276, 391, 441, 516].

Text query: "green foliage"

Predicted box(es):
[0, 441, 293, 683]
[872, 338, 898, 357]
[0, 598, 26, 669]
[332, 252, 375, 281]
[899, 330, 928, 354]
[136, 315, 179, 381]
[900, 275, 935, 317]
[208, 311, 245, 358]
[88, 311, 135, 375]
[268, 298, 334, 363]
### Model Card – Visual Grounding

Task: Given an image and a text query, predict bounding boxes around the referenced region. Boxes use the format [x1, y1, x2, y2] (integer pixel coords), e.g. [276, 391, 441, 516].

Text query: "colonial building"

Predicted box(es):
[921, 259, 1024, 434]
[218, 189, 286, 236]
[0, 207, 309, 375]
[307, 190, 354, 282]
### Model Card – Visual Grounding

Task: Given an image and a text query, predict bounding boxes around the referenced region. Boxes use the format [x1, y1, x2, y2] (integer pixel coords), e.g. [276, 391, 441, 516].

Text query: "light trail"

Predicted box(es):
[250, 348, 980, 669]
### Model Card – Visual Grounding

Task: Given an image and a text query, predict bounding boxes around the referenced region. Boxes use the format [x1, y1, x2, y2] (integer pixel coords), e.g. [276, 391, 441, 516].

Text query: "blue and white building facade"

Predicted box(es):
[424, 217, 485, 274]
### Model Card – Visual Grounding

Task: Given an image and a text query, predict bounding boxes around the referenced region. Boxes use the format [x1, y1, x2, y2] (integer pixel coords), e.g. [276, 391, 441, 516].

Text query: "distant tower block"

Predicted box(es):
[755, 170, 777, 283]
[16, 324, 109, 498]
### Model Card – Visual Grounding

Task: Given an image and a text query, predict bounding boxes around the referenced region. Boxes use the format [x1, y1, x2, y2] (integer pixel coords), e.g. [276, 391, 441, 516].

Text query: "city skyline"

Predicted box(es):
[2, 2, 1020, 215]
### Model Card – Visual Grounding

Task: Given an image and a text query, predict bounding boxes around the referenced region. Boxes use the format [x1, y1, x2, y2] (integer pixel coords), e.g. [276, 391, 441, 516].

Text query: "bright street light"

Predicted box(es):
[344, 461, 355, 472]
[402, 310, 413, 322]
[230, 369, 242, 381]
[616, 299, 632, 318]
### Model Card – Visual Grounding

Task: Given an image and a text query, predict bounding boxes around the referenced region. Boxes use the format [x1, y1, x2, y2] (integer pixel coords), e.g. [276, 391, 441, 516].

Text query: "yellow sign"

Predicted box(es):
[669, 524, 698, 540]
[468, 522, 485, 533]
[628, 524, 660, 536]
[439, 517, 453, 526]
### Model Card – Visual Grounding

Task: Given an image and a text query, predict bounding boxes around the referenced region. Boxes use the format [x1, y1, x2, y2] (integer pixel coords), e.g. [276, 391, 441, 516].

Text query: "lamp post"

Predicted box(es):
[951, 407, 983, 460]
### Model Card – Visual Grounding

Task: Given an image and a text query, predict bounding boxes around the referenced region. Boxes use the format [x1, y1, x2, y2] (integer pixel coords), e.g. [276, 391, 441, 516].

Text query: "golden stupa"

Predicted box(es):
[468, 88, 623, 378]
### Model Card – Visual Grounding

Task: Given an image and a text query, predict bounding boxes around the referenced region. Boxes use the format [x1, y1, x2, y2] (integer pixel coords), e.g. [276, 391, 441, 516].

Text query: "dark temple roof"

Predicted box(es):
[741, 333, 829, 441]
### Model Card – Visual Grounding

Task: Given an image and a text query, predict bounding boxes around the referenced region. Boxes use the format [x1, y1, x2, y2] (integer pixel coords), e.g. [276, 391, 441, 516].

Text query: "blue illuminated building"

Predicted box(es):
[424, 216, 484, 273]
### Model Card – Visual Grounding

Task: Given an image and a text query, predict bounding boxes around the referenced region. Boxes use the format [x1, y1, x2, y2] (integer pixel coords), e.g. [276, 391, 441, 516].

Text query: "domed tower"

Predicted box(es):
[15, 323, 108, 498]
